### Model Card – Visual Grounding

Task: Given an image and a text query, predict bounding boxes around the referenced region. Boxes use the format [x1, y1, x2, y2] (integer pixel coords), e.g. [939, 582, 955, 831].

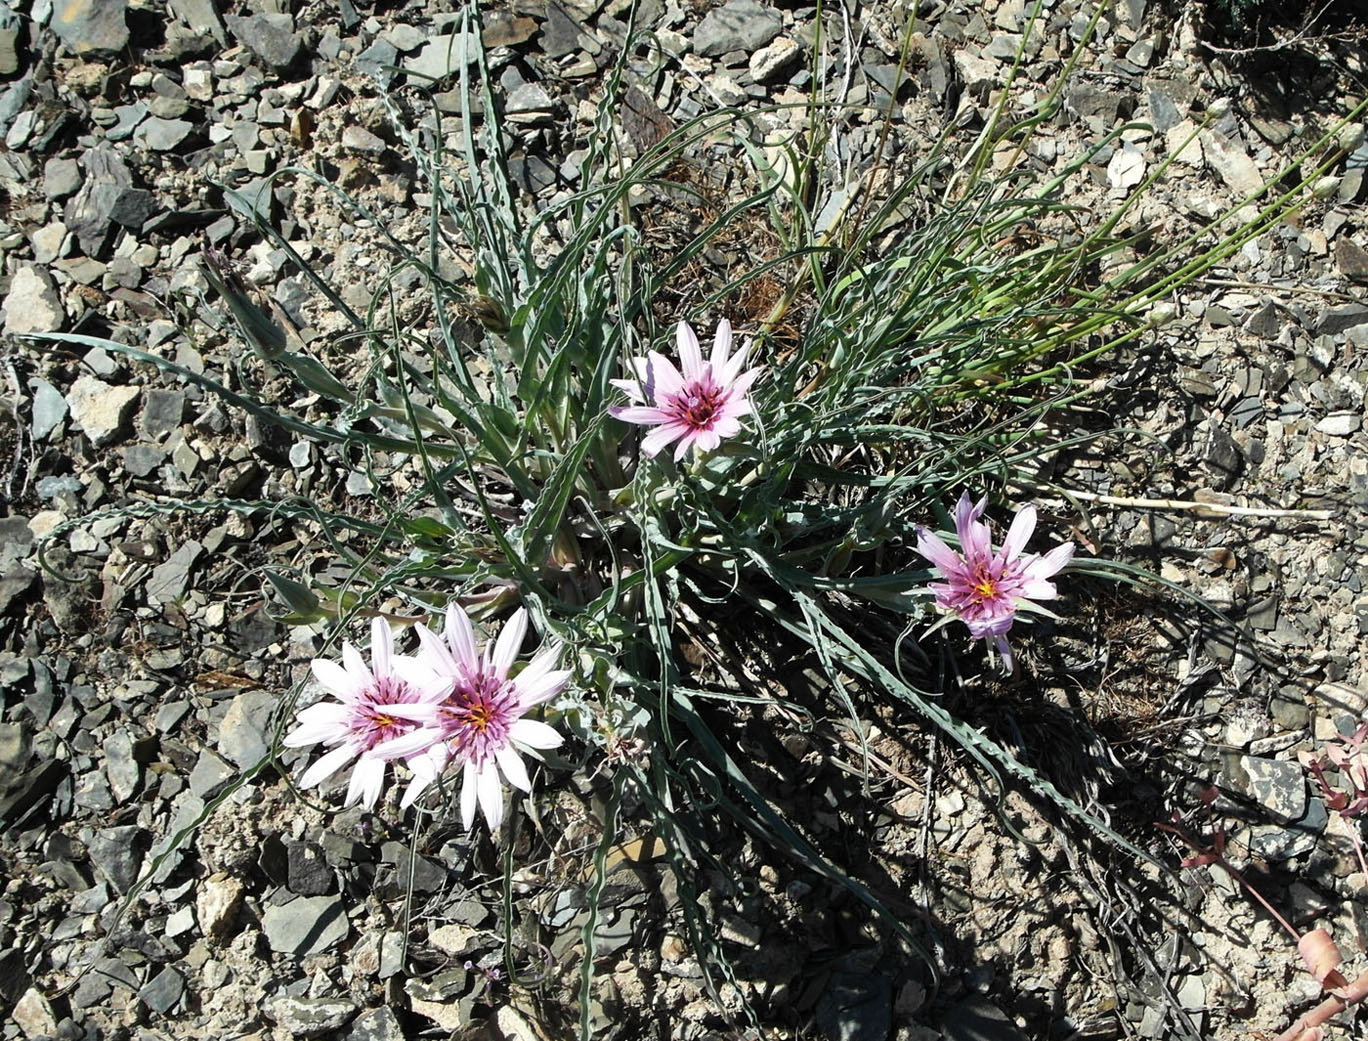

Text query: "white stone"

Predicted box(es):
[1106, 141, 1146, 190]
[197, 872, 244, 940]
[30, 222, 67, 264]
[1201, 129, 1264, 196]
[66, 375, 141, 446]
[3, 264, 64, 334]
[749, 37, 800, 82]
[13, 988, 58, 1039]
[1164, 120, 1203, 167]
[1315, 411, 1361, 436]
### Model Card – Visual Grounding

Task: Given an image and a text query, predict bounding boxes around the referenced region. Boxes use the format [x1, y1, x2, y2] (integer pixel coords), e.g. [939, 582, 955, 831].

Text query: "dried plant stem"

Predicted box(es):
[1053, 488, 1333, 522]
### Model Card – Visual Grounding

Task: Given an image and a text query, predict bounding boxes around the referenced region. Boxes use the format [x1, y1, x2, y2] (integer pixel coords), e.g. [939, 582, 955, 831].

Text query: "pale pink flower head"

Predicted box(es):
[376, 605, 570, 831]
[610, 319, 762, 460]
[915, 492, 1075, 671]
[283, 617, 450, 809]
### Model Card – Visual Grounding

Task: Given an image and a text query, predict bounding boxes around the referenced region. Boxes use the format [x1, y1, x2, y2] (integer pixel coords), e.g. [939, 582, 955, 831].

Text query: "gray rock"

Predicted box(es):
[815, 971, 894, 1041]
[482, 11, 537, 47]
[1066, 82, 1126, 122]
[138, 388, 184, 440]
[1237, 755, 1307, 823]
[134, 117, 194, 152]
[1202, 424, 1242, 489]
[65, 146, 156, 254]
[44, 157, 81, 200]
[103, 730, 142, 803]
[943, 996, 1026, 1041]
[169, 0, 227, 45]
[138, 966, 184, 1014]
[0, 25, 17, 77]
[1144, 82, 1185, 133]
[188, 748, 233, 798]
[215, 689, 275, 769]
[3, 264, 63, 335]
[66, 375, 140, 445]
[86, 825, 144, 892]
[1317, 304, 1368, 336]
[341, 126, 386, 154]
[29, 378, 67, 440]
[144, 538, 202, 606]
[107, 101, 148, 142]
[506, 82, 554, 115]
[405, 31, 478, 80]
[269, 997, 358, 1038]
[12, 988, 59, 1038]
[262, 894, 349, 956]
[1245, 797, 1327, 861]
[122, 443, 165, 477]
[227, 13, 302, 69]
[380, 23, 426, 51]
[694, 0, 783, 57]
[286, 839, 334, 896]
[540, 6, 586, 58]
[354, 38, 399, 84]
[49, 0, 129, 56]
[342, 1007, 406, 1041]
[1243, 301, 1281, 339]
[1335, 237, 1368, 283]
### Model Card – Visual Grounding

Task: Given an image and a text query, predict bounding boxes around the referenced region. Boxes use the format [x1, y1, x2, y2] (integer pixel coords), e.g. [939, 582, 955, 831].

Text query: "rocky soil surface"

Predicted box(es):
[3, 1, 1368, 1040]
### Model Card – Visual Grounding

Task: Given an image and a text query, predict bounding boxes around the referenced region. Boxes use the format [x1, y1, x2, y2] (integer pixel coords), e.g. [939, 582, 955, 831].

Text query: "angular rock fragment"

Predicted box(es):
[65, 375, 140, 446]
[50, 0, 129, 57]
[3, 265, 64, 335]
[226, 13, 302, 69]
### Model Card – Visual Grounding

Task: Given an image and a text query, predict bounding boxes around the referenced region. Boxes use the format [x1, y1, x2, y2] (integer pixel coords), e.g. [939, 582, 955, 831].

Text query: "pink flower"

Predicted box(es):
[915, 492, 1075, 671]
[376, 606, 569, 830]
[283, 617, 449, 809]
[610, 319, 762, 460]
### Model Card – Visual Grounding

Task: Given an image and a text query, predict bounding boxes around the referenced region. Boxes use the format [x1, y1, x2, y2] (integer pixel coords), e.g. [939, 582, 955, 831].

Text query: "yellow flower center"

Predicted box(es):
[467, 701, 496, 733]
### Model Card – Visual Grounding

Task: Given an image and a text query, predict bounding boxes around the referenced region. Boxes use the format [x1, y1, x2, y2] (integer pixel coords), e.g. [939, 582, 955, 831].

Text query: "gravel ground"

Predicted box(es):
[3, 1, 1368, 1040]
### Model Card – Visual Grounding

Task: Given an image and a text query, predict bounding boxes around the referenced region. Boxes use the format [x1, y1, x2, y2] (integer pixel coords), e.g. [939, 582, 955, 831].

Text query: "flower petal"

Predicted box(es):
[311, 658, 363, 701]
[1001, 504, 1037, 560]
[993, 634, 1015, 674]
[283, 703, 351, 747]
[444, 604, 480, 674]
[460, 759, 479, 830]
[477, 762, 504, 830]
[372, 726, 440, 759]
[413, 621, 458, 677]
[346, 753, 387, 809]
[341, 641, 370, 686]
[609, 378, 646, 402]
[915, 528, 963, 576]
[517, 668, 572, 708]
[709, 318, 733, 372]
[299, 742, 358, 790]
[490, 608, 528, 679]
[496, 745, 532, 792]
[1025, 540, 1075, 580]
[510, 718, 564, 750]
[676, 322, 704, 380]
[612, 405, 670, 426]
[370, 617, 392, 676]
[641, 422, 687, 458]
[647, 351, 685, 397]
